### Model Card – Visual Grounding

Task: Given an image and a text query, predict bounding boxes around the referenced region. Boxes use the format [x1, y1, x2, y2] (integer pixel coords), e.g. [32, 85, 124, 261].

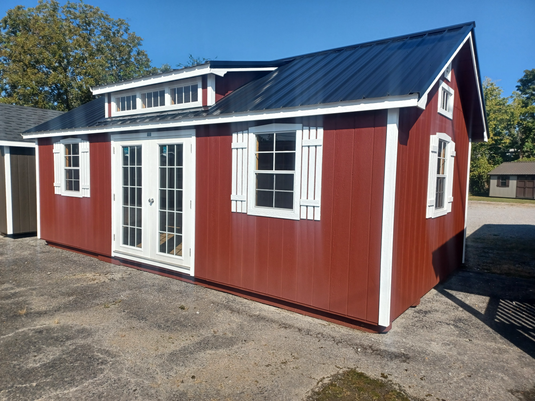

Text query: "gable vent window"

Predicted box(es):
[171, 85, 198, 105]
[141, 90, 165, 109]
[116, 95, 136, 112]
[438, 81, 454, 119]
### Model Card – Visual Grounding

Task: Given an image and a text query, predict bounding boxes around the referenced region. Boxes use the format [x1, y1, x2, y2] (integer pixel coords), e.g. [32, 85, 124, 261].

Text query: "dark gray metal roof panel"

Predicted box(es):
[24, 97, 105, 134]
[0, 104, 64, 142]
[209, 23, 473, 115]
[489, 162, 535, 176]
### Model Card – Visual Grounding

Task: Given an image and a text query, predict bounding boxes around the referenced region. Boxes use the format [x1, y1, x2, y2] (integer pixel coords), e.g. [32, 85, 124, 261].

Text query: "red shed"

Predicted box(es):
[23, 23, 487, 332]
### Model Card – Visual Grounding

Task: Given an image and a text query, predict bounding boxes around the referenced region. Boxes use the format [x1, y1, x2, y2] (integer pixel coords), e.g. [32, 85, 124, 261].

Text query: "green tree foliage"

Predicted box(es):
[0, 0, 154, 111]
[470, 72, 535, 194]
[516, 69, 535, 158]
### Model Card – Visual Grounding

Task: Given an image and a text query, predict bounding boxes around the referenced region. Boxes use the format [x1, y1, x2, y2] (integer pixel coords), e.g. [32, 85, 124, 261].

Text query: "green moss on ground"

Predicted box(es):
[307, 369, 412, 401]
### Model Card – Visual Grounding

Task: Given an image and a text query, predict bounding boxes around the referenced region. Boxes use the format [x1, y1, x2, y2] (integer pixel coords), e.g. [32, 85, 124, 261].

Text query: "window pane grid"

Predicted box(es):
[141, 90, 165, 109]
[64, 143, 80, 192]
[116, 95, 136, 112]
[122, 146, 142, 248]
[170, 84, 198, 105]
[158, 144, 183, 257]
[254, 132, 296, 210]
[435, 139, 447, 209]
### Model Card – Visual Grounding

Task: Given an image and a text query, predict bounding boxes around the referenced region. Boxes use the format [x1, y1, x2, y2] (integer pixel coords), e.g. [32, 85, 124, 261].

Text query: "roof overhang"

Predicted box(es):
[418, 30, 488, 142]
[0, 140, 36, 148]
[23, 94, 419, 139]
[91, 65, 278, 95]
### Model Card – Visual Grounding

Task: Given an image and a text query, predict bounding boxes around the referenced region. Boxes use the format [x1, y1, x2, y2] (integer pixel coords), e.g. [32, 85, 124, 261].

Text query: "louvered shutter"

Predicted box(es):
[426, 135, 439, 218]
[231, 131, 248, 213]
[299, 126, 323, 221]
[80, 140, 90, 197]
[53, 142, 62, 194]
[445, 141, 456, 213]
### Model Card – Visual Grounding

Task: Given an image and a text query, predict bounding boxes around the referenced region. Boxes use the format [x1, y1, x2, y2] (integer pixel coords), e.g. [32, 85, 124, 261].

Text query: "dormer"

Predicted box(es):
[91, 61, 281, 119]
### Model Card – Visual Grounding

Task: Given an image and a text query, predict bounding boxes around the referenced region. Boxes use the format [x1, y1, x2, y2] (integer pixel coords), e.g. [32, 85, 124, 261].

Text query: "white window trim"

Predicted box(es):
[426, 133, 455, 219]
[438, 81, 454, 120]
[247, 123, 302, 220]
[53, 138, 90, 198]
[110, 78, 202, 118]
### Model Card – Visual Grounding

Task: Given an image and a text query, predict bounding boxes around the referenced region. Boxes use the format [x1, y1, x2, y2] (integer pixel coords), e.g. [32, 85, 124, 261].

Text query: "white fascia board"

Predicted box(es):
[418, 31, 488, 139]
[91, 66, 278, 95]
[378, 108, 399, 327]
[0, 140, 36, 148]
[23, 94, 419, 140]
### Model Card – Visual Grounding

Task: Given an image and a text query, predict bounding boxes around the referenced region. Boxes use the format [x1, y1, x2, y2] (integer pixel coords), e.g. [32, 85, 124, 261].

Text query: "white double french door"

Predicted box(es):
[111, 131, 195, 274]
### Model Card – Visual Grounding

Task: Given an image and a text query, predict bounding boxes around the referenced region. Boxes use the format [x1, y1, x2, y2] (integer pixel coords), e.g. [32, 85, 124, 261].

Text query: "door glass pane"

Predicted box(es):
[158, 144, 183, 257]
[122, 146, 142, 248]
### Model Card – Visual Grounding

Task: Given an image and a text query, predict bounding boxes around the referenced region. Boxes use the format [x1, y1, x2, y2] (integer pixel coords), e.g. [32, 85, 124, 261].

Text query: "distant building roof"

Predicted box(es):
[0, 104, 64, 143]
[489, 162, 535, 176]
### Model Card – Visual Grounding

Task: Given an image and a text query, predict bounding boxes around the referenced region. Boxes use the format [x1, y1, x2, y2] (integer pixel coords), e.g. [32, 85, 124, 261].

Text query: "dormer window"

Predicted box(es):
[141, 90, 165, 109]
[171, 84, 199, 105]
[116, 95, 137, 112]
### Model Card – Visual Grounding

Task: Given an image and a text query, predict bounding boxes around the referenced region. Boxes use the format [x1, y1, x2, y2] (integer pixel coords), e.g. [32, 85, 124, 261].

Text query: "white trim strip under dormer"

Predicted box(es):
[23, 94, 419, 139]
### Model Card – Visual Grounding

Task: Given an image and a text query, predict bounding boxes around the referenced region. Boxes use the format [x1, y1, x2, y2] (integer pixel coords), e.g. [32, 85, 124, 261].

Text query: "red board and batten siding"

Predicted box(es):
[390, 66, 470, 321]
[195, 111, 387, 325]
[38, 134, 112, 257]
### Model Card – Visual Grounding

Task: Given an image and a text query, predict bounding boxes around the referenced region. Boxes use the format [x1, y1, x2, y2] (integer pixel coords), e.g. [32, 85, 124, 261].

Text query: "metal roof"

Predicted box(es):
[488, 162, 535, 176]
[24, 97, 105, 134]
[0, 104, 64, 143]
[209, 23, 474, 115]
[23, 22, 484, 137]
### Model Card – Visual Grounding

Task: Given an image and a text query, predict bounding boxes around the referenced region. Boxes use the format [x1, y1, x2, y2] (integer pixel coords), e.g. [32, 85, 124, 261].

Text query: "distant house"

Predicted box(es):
[0, 104, 64, 236]
[489, 162, 535, 199]
[22, 22, 487, 332]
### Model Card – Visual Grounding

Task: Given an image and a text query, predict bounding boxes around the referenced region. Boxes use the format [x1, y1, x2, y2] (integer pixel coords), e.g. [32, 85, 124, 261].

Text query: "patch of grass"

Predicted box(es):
[307, 369, 412, 401]
[469, 195, 535, 205]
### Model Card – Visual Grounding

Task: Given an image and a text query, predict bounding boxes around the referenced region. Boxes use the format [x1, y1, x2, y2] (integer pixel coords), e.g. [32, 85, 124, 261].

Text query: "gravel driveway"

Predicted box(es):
[1, 201, 534, 400]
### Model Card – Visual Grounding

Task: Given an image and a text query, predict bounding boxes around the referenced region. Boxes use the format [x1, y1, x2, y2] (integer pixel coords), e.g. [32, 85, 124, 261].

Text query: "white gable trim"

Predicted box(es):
[418, 31, 487, 140]
[23, 94, 419, 139]
[91, 65, 277, 95]
[378, 108, 399, 327]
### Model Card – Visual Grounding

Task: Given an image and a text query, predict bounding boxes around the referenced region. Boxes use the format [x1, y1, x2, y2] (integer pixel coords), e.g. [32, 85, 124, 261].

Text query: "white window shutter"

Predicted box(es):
[231, 131, 248, 213]
[446, 141, 456, 213]
[426, 135, 439, 218]
[80, 140, 90, 197]
[300, 126, 323, 221]
[53, 142, 62, 194]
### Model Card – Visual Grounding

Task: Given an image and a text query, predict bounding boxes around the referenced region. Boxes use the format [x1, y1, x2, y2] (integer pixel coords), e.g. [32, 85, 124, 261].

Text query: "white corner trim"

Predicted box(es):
[417, 92, 428, 109]
[462, 139, 472, 264]
[22, 94, 419, 140]
[35, 142, 41, 239]
[0, 141, 36, 148]
[4, 147, 13, 235]
[378, 108, 399, 327]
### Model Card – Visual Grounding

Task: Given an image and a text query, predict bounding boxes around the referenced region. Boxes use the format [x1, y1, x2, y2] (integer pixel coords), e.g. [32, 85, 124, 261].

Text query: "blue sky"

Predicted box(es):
[1, 0, 534, 97]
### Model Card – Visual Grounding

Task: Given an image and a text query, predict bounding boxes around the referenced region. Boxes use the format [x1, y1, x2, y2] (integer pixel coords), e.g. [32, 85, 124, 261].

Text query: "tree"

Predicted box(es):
[516, 69, 535, 158]
[469, 79, 520, 194]
[0, 0, 154, 111]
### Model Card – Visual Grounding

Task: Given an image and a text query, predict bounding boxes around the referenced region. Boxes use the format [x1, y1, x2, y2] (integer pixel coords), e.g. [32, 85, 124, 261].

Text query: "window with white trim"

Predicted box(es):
[116, 95, 137, 112]
[53, 138, 90, 197]
[171, 84, 199, 105]
[438, 81, 454, 119]
[141, 90, 165, 109]
[426, 133, 455, 218]
[231, 123, 323, 220]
